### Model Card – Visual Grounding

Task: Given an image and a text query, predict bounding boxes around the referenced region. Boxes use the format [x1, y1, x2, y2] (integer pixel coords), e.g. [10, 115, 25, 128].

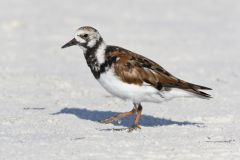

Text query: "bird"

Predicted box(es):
[61, 26, 212, 131]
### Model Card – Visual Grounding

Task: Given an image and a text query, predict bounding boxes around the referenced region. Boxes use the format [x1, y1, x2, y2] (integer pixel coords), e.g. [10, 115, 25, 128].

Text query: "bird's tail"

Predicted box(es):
[175, 78, 212, 98]
[183, 82, 212, 98]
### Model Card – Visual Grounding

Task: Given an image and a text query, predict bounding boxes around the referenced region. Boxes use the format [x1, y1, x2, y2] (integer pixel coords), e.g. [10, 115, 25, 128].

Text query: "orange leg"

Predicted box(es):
[100, 107, 137, 124]
[128, 103, 143, 132]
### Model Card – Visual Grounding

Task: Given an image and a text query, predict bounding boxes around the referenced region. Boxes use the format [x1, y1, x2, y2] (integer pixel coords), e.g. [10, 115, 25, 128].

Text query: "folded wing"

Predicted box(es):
[106, 46, 212, 98]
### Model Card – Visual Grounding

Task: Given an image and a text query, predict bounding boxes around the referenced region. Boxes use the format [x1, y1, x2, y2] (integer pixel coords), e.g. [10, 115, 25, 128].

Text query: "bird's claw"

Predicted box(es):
[128, 125, 141, 132]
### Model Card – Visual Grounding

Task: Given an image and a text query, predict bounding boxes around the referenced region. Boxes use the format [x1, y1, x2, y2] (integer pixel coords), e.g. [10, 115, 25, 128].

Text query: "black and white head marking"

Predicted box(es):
[74, 27, 101, 49]
[62, 26, 115, 79]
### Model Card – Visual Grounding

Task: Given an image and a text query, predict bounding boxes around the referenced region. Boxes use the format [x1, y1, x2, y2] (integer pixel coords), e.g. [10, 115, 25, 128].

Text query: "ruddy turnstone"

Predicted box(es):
[62, 26, 212, 131]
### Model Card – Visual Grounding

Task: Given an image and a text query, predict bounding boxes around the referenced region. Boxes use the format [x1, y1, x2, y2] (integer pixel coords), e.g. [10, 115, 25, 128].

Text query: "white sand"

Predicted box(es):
[0, 0, 239, 159]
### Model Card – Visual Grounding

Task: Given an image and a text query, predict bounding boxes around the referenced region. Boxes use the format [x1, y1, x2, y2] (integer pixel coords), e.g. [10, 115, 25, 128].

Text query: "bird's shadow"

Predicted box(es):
[52, 107, 204, 128]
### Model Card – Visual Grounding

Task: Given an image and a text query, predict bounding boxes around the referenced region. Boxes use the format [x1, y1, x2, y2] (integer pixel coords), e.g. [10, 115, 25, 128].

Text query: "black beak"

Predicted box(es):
[61, 38, 78, 49]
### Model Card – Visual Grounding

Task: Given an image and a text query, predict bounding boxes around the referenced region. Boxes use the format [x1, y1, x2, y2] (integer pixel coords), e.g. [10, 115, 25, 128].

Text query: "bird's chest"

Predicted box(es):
[98, 69, 129, 99]
[88, 62, 100, 78]
[85, 54, 116, 79]
[85, 54, 102, 79]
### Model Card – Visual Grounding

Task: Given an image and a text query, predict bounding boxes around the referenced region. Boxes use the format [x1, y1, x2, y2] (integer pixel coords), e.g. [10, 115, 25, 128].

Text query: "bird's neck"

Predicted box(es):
[83, 38, 107, 79]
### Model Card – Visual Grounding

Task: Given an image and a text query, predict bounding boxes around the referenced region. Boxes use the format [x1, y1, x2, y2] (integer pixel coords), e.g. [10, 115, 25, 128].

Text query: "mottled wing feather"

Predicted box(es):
[106, 46, 212, 97]
[107, 46, 179, 87]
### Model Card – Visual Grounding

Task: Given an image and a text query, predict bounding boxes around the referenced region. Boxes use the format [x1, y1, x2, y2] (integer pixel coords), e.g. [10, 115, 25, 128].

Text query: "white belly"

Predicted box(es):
[98, 69, 195, 103]
[98, 69, 162, 103]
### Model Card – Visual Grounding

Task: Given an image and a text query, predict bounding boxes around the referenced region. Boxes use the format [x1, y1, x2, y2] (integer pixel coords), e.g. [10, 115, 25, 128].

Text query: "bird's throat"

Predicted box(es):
[84, 38, 107, 79]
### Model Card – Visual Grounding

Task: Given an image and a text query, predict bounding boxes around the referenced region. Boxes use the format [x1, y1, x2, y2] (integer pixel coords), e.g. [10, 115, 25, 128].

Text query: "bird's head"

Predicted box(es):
[61, 26, 102, 49]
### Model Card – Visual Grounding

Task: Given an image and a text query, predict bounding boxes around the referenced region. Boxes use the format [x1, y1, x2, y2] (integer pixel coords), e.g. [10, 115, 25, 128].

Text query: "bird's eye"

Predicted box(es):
[78, 34, 88, 38]
[83, 34, 88, 38]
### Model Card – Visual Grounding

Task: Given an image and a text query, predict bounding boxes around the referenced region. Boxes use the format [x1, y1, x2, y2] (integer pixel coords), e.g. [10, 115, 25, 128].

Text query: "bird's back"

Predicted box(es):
[105, 45, 212, 98]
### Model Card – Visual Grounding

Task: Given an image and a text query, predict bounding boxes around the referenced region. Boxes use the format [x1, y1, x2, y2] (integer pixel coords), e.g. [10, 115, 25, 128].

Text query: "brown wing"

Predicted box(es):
[106, 46, 212, 97]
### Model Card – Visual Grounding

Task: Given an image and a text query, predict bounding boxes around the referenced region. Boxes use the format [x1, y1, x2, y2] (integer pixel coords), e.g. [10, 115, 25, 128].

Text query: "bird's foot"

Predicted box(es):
[128, 124, 141, 132]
